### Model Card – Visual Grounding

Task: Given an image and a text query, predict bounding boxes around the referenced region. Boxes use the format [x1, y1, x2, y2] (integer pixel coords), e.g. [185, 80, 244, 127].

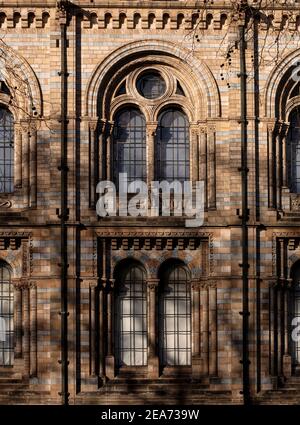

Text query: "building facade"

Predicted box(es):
[0, 0, 300, 405]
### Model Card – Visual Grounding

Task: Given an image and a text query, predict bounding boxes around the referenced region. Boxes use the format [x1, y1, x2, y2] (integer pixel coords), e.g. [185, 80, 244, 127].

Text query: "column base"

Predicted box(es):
[105, 355, 115, 379]
[148, 355, 159, 379]
[191, 356, 202, 380]
[283, 354, 292, 379]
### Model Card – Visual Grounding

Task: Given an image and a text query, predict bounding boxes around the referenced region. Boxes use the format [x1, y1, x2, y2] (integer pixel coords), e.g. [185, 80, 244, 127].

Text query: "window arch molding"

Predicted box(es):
[87, 41, 219, 209]
[0, 44, 42, 207]
[108, 65, 193, 123]
[153, 100, 193, 124]
[110, 100, 151, 123]
[86, 39, 221, 120]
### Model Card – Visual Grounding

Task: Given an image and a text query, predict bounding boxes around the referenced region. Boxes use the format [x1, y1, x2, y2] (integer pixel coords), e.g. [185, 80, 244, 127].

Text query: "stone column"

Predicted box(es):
[199, 126, 207, 208]
[267, 123, 275, 208]
[29, 281, 37, 378]
[98, 120, 105, 182]
[146, 123, 157, 185]
[98, 279, 105, 380]
[281, 126, 288, 188]
[200, 283, 209, 378]
[147, 279, 159, 378]
[29, 124, 37, 208]
[105, 278, 115, 379]
[14, 124, 22, 189]
[89, 119, 98, 208]
[276, 132, 281, 210]
[22, 282, 30, 378]
[22, 126, 30, 206]
[207, 125, 216, 209]
[106, 122, 114, 181]
[269, 280, 276, 377]
[190, 124, 199, 183]
[89, 281, 97, 376]
[191, 280, 201, 379]
[12, 279, 22, 358]
[277, 282, 283, 377]
[209, 281, 217, 377]
[283, 279, 292, 378]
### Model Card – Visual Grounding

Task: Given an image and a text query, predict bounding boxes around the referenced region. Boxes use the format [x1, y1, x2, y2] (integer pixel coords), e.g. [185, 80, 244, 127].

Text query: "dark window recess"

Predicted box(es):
[159, 263, 191, 366]
[115, 81, 126, 97]
[0, 107, 14, 193]
[113, 107, 146, 186]
[287, 107, 300, 193]
[0, 262, 14, 367]
[156, 108, 190, 182]
[136, 71, 166, 99]
[115, 264, 147, 367]
[175, 81, 185, 96]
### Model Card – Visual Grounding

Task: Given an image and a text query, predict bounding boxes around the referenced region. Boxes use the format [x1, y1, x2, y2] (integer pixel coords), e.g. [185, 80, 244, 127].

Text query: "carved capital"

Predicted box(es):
[199, 125, 207, 134]
[89, 119, 98, 132]
[191, 279, 200, 290]
[146, 122, 157, 138]
[12, 278, 31, 290]
[89, 280, 98, 290]
[147, 279, 159, 291]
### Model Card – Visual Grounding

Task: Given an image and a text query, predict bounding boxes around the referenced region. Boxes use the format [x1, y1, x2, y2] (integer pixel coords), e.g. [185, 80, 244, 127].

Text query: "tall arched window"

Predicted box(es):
[287, 107, 300, 193]
[291, 261, 300, 372]
[0, 261, 14, 366]
[113, 108, 146, 186]
[0, 107, 14, 193]
[114, 262, 147, 367]
[158, 262, 191, 366]
[156, 108, 189, 182]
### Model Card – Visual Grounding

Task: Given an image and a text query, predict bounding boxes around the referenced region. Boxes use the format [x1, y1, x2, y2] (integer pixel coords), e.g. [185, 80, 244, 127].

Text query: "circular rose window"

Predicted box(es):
[136, 71, 166, 99]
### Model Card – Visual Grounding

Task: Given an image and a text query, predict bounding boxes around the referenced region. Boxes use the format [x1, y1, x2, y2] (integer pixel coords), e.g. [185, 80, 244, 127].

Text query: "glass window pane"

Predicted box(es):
[156, 109, 190, 182]
[113, 108, 146, 186]
[0, 108, 14, 193]
[115, 264, 147, 367]
[136, 71, 166, 99]
[159, 263, 191, 366]
[0, 262, 14, 366]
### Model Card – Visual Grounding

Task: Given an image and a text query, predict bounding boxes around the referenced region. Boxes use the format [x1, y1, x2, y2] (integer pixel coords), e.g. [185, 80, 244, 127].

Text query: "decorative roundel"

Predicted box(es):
[136, 71, 166, 100]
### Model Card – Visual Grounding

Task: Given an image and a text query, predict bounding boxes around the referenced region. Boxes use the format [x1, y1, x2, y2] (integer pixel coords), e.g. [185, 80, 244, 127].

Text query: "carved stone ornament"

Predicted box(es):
[291, 195, 300, 211]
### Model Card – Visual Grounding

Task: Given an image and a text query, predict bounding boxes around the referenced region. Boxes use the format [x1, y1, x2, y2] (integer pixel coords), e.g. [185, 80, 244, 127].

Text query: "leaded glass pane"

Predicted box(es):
[0, 108, 14, 193]
[0, 262, 14, 366]
[156, 109, 190, 182]
[136, 72, 166, 100]
[115, 264, 147, 367]
[159, 264, 191, 366]
[113, 108, 146, 186]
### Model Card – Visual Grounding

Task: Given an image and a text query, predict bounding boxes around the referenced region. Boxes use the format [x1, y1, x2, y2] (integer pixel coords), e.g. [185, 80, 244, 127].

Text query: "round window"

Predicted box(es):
[136, 71, 166, 99]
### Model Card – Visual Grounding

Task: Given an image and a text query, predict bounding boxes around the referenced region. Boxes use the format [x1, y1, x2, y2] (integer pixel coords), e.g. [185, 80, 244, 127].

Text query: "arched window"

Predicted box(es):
[113, 108, 146, 186]
[158, 262, 191, 366]
[156, 108, 189, 182]
[0, 261, 14, 366]
[287, 107, 300, 193]
[291, 261, 300, 371]
[0, 107, 14, 193]
[114, 262, 147, 367]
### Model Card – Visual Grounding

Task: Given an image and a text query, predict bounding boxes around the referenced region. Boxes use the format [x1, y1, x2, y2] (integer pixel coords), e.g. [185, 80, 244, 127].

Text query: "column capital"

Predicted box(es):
[191, 279, 201, 290]
[147, 278, 159, 290]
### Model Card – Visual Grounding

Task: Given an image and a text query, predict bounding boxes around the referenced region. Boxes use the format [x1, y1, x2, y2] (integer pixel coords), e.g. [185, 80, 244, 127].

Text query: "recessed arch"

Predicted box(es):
[0, 43, 42, 118]
[265, 49, 300, 120]
[85, 39, 221, 120]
